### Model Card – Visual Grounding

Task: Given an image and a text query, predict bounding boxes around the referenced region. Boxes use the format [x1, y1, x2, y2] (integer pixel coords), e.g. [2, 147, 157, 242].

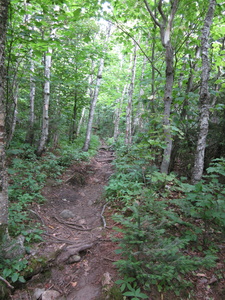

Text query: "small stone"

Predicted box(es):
[41, 290, 61, 300]
[102, 272, 112, 291]
[78, 219, 86, 225]
[68, 254, 81, 264]
[33, 288, 45, 300]
[59, 209, 75, 220]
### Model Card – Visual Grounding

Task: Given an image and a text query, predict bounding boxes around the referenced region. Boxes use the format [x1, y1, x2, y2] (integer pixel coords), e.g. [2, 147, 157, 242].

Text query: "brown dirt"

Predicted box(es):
[9, 146, 225, 300]
[11, 146, 120, 300]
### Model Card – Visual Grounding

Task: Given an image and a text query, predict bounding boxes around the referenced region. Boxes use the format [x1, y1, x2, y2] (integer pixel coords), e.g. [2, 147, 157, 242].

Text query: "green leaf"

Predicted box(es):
[11, 273, 19, 283]
[19, 276, 26, 283]
[73, 8, 81, 18]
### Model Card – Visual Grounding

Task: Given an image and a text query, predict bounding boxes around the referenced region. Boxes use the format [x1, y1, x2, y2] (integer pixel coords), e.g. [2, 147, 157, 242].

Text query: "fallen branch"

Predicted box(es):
[0, 276, 14, 289]
[101, 203, 108, 228]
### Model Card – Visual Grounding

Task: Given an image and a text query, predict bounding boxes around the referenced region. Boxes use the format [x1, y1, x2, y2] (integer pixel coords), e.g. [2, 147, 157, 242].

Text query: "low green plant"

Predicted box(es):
[116, 277, 148, 300]
[175, 158, 225, 246]
[0, 256, 27, 283]
[113, 194, 216, 294]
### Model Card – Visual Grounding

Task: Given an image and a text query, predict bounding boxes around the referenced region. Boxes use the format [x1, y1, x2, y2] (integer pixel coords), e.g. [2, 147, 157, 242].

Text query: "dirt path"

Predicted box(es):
[11, 146, 119, 300]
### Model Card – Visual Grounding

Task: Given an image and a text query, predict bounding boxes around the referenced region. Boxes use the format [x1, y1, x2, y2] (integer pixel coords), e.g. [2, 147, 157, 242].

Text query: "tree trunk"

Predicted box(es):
[26, 54, 36, 145]
[144, 0, 179, 174]
[82, 25, 111, 151]
[82, 57, 105, 151]
[7, 83, 18, 146]
[0, 0, 10, 242]
[160, 42, 174, 173]
[125, 43, 137, 145]
[36, 48, 52, 156]
[113, 84, 127, 141]
[76, 107, 86, 137]
[192, 0, 216, 183]
[69, 90, 78, 142]
[133, 55, 147, 134]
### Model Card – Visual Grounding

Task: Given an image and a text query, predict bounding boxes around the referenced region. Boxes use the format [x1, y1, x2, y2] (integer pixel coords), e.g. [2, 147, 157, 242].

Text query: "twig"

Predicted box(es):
[53, 215, 93, 231]
[43, 233, 79, 244]
[28, 209, 47, 230]
[0, 276, 14, 289]
[103, 256, 117, 262]
[101, 203, 108, 228]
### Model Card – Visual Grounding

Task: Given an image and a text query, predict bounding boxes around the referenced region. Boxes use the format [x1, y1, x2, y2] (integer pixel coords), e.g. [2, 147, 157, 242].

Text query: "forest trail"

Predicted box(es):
[11, 146, 119, 300]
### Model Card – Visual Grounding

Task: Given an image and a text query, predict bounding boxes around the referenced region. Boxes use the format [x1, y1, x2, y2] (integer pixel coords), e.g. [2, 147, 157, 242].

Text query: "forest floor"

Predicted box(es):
[9, 145, 225, 300]
[10, 145, 120, 300]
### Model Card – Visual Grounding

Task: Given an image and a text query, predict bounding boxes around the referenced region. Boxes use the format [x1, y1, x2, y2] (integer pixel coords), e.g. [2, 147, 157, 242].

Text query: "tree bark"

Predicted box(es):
[125, 43, 137, 145]
[82, 57, 105, 151]
[192, 0, 216, 183]
[144, 0, 179, 174]
[82, 25, 111, 151]
[26, 53, 36, 145]
[36, 48, 52, 156]
[0, 0, 10, 242]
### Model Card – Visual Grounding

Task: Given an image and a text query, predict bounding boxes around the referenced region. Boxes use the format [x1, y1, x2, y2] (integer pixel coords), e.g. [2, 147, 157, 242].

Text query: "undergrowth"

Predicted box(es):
[105, 142, 225, 298]
[0, 134, 100, 287]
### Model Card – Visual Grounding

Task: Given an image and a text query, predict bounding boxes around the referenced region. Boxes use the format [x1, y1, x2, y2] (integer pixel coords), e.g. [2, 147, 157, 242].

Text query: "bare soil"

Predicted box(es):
[9, 146, 225, 300]
[11, 146, 120, 300]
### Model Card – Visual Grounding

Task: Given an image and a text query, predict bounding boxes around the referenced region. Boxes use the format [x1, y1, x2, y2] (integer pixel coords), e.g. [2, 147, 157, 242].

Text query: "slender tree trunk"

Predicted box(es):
[37, 48, 52, 156]
[82, 57, 105, 151]
[7, 83, 18, 145]
[26, 54, 36, 145]
[83, 25, 111, 151]
[144, 0, 179, 174]
[0, 0, 10, 242]
[113, 84, 127, 141]
[192, 0, 216, 183]
[133, 55, 147, 134]
[69, 90, 78, 142]
[76, 107, 86, 137]
[125, 43, 137, 145]
[160, 41, 174, 173]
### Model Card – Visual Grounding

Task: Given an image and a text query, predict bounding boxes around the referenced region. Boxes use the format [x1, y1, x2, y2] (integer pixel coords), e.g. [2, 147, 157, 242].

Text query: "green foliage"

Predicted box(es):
[105, 147, 223, 296]
[116, 277, 148, 299]
[113, 196, 216, 294]
[174, 158, 225, 245]
[0, 255, 27, 284]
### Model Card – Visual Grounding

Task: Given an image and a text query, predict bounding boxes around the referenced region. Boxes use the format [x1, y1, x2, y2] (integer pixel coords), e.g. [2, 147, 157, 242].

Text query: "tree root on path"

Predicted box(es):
[52, 215, 93, 231]
[57, 243, 94, 263]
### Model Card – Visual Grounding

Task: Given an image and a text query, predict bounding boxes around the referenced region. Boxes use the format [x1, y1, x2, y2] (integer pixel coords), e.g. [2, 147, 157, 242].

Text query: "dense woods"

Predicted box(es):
[0, 0, 225, 299]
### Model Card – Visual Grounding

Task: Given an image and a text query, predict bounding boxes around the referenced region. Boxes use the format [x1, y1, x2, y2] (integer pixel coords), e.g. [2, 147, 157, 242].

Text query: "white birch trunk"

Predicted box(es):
[125, 43, 137, 145]
[82, 25, 111, 151]
[192, 0, 216, 183]
[37, 48, 52, 156]
[0, 0, 9, 241]
[76, 107, 86, 137]
[144, 0, 179, 174]
[26, 53, 36, 144]
[83, 57, 105, 151]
